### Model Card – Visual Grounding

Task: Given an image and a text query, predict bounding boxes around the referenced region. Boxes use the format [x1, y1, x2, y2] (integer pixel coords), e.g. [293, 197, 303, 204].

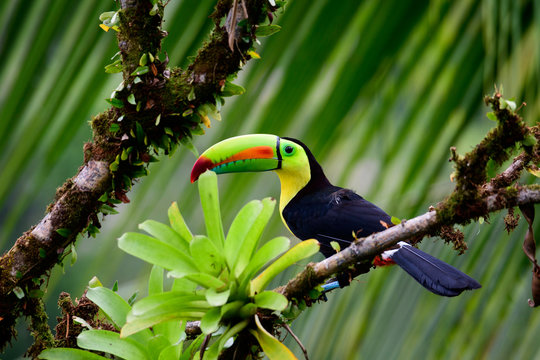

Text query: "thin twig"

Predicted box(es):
[283, 323, 309, 360]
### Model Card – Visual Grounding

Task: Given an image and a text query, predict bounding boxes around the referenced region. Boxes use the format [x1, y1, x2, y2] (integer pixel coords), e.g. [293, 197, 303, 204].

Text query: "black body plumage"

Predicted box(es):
[281, 138, 481, 297]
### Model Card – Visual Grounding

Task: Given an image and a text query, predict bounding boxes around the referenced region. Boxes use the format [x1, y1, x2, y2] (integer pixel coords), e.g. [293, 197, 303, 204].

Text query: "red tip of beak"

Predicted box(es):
[191, 156, 215, 183]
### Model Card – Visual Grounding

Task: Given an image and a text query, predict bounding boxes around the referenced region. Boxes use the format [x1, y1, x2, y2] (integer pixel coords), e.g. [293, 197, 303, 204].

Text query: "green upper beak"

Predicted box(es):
[191, 134, 282, 183]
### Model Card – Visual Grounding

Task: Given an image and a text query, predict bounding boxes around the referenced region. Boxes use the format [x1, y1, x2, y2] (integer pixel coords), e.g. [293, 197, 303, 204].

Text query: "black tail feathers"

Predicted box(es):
[387, 242, 481, 297]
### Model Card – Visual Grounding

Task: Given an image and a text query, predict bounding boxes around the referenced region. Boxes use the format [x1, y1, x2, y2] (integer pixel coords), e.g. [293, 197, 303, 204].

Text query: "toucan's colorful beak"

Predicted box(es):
[191, 134, 281, 182]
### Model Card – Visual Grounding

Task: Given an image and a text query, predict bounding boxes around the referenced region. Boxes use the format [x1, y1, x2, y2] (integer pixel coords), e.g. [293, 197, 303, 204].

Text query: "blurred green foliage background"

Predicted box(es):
[1, 0, 540, 358]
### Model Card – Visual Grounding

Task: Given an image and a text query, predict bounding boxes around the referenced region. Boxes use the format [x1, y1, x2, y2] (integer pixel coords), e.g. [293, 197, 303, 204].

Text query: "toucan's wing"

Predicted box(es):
[282, 187, 391, 257]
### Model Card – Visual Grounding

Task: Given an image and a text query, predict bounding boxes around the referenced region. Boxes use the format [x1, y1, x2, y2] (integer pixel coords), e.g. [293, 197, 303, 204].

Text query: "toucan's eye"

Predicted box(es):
[283, 145, 295, 155]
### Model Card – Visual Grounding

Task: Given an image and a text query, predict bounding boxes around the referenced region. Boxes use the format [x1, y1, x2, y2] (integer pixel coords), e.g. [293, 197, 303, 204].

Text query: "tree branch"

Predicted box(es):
[0, 0, 276, 350]
[278, 185, 540, 300]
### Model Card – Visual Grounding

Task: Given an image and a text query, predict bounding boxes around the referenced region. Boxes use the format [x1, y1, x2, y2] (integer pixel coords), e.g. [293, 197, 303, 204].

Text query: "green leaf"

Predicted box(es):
[128, 291, 138, 306]
[505, 99, 516, 111]
[255, 24, 282, 37]
[220, 300, 244, 319]
[148, 265, 164, 296]
[486, 112, 497, 121]
[104, 59, 122, 74]
[188, 86, 196, 101]
[180, 136, 199, 157]
[225, 200, 263, 270]
[183, 273, 226, 289]
[205, 287, 230, 306]
[88, 276, 103, 288]
[127, 93, 136, 105]
[390, 216, 401, 225]
[200, 103, 221, 121]
[130, 292, 207, 316]
[56, 228, 72, 238]
[123, 307, 206, 338]
[238, 303, 257, 318]
[190, 235, 226, 275]
[112, 280, 118, 292]
[205, 319, 250, 360]
[167, 201, 193, 242]
[158, 344, 183, 360]
[105, 98, 124, 108]
[147, 335, 170, 357]
[250, 239, 319, 295]
[200, 307, 221, 334]
[39, 348, 108, 359]
[238, 236, 290, 287]
[234, 197, 276, 277]
[139, 220, 190, 254]
[12, 286, 24, 299]
[118, 232, 198, 276]
[77, 330, 150, 360]
[527, 166, 540, 178]
[251, 315, 297, 360]
[330, 241, 340, 253]
[86, 286, 131, 328]
[139, 53, 148, 67]
[131, 66, 149, 76]
[198, 171, 225, 250]
[254, 291, 288, 311]
[221, 82, 245, 97]
[522, 134, 536, 147]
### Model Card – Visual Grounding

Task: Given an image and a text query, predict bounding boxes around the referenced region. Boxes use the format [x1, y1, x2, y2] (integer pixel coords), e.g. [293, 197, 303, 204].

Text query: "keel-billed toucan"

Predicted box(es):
[191, 134, 481, 297]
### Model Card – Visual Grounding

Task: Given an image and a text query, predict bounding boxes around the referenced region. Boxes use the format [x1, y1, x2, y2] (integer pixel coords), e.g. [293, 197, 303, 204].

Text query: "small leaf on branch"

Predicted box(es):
[255, 24, 281, 37]
[106, 98, 124, 108]
[139, 53, 147, 66]
[486, 112, 497, 121]
[131, 66, 149, 76]
[221, 82, 245, 97]
[127, 94, 136, 105]
[56, 228, 72, 238]
[105, 59, 122, 73]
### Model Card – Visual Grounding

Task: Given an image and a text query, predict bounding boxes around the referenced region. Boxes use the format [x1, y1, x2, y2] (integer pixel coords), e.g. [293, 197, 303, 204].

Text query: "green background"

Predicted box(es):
[1, 0, 539, 358]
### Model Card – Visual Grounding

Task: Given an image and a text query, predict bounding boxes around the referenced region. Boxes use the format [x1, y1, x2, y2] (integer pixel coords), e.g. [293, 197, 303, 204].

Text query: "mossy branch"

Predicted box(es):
[0, 0, 278, 351]
[277, 91, 539, 305]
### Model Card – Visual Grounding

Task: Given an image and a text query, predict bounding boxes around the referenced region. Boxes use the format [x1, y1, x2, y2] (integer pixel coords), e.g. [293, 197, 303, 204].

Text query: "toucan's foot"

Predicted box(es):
[336, 272, 352, 288]
[333, 262, 373, 288]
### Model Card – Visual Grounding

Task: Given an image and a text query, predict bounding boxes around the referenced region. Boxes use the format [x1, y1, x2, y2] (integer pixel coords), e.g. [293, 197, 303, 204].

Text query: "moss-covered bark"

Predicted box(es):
[0, 0, 281, 351]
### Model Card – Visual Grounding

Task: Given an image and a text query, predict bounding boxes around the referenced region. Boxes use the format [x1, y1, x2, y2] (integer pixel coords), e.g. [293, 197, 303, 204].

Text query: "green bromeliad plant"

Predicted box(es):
[40, 171, 319, 359]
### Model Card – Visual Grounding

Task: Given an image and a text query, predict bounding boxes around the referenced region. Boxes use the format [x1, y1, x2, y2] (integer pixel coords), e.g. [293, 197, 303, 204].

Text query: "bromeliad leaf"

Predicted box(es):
[255, 24, 281, 37]
[198, 171, 225, 250]
[250, 239, 319, 295]
[205, 287, 231, 307]
[39, 348, 109, 359]
[238, 236, 290, 288]
[190, 235, 226, 276]
[224, 200, 263, 270]
[200, 307, 221, 334]
[77, 330, 150, 360]
[139, 220, 190, 254]
[183, 272, 227, 289]
[122, 309, 206, 338]
[168, 201, 193, 243]
[251, 315, 298, 360]
[86, 286, 130, 329]
[234, 197, 276, 277]
[118, 233, 198, 276]
[130, 292, 208, 316]
[254, 291, 288, 311]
